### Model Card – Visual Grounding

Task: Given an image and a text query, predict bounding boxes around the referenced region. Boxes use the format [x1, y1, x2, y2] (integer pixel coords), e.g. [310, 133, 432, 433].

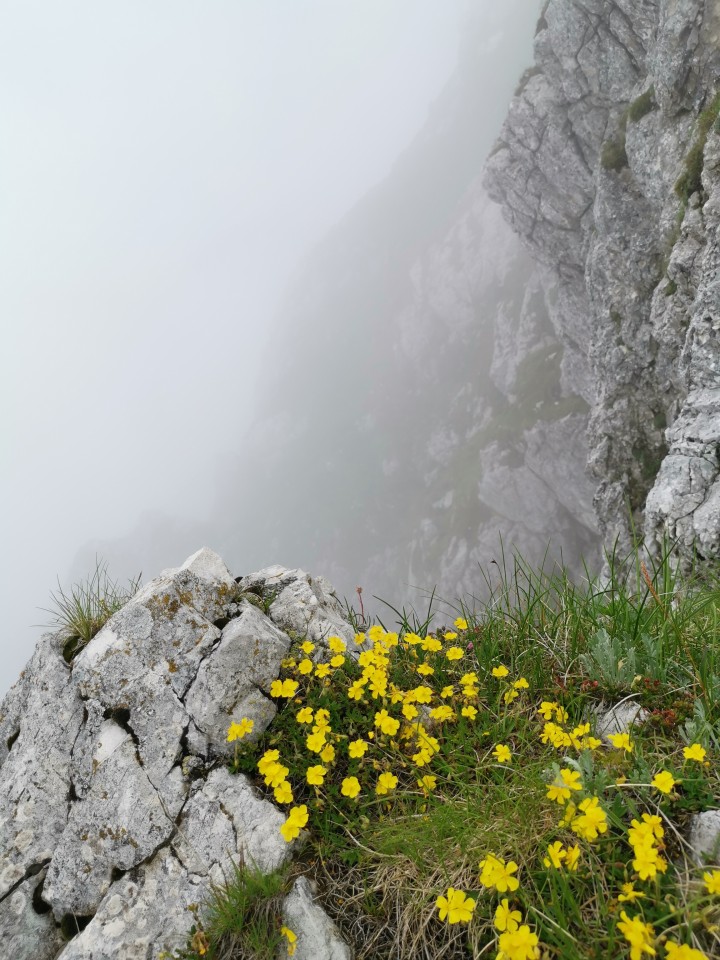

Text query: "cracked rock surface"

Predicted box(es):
[485, 0, 720, 571]
[0, 548, 353, 959]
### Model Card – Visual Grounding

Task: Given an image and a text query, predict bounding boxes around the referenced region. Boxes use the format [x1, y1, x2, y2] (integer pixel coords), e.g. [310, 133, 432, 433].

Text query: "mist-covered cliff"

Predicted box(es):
[211, 0, 602, 606]
[485, 0, 720, 571]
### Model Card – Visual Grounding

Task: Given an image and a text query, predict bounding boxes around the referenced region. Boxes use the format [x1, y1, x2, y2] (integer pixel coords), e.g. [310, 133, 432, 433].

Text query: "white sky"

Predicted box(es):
[1, 0, 477, 693]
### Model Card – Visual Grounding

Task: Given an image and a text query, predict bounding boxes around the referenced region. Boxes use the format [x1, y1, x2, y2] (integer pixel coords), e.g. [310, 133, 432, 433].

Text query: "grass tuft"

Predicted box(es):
[675, 92, 720, 203]
[41, 558, 141, 661]
[162, 860, 290, 960]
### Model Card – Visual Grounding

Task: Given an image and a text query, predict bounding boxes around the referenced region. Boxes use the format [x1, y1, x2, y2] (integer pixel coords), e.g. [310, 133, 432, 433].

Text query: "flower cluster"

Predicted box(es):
[222, 616, 718, 960]
[628, 814, 667, 881]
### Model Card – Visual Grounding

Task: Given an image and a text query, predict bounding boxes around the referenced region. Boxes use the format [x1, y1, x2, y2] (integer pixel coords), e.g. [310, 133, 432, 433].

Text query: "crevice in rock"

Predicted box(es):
[103, 707, 143, 764]
[31, 873, 52, 916]
[6, 728, 19, 752]
[60, 912, 93, 940]
[212, 615, 231, 630]
[0, 859, 51, 907]
[217, 798, 240, 852]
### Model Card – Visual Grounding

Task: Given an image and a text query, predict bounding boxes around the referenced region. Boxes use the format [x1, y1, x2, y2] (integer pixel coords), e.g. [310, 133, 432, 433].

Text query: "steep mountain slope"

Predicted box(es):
[485, 0, 720, 571]
[212, 2, 601, 606]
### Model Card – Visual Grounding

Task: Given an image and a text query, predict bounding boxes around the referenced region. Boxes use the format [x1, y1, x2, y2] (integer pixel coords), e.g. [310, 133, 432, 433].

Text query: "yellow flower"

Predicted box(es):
[445, 646, 464, 660]
[257, 749, 280, 774]
[330, 654, 345, 668]
[280, 925, 297, 956]
[402, 703, 419, 721]
[296, 707, 314, 725]
[227, 717, 254, 742]
[682, 743, 707, 763]
[315, 663, 331, 679]
[651, 770, 678, 795]
[354, 632, 366, 645]
[632, 842, 667, 881]
[264, 762, 290, 789]
[513, 677, 529, 690]
[441, 685, 455, 698]
[348, 739, 368, 759]
[300, 641, 315, 654]
[493, 743, 512, 764]
[479, 854, 519, 892]
[497, 924, 540, 960]
[461, 705, 478, 719]
[313, 708, 331, 728]
[341, 776, 361, 799]
[608, 732, 633, 753]
[617, 911, 655, 960]
[564, 845, 580, 871]
[571, 797, 608, 842]
[190, 930, 210, 956]
[374, 710, 400, 736]
[618, 883, 645, 903]
[538, 701, 559, 720]
[417, 663, 435, 676]
[444, 631, 458, 641]
[503, 688, 520, 705]
[492, 664, 509, 678]
[436, 887, 475, 924]
[546, 768, 582, 803]
[320, 744, 336, 764]
[411, 685, 433, 704]
[270, 678, 299, 698]
[704, 869, 720, 895]
[347, 679, 366, 701]
[297, 659, 314, 675]
[454, 617, 468, 630]
[418, 639, 439, 657]
[460, 672, 478, 686]
[543, 841, 565, 869]
[306, 730, 326, 753]
[279, 805, 309, 843]
[306, 765, 327, 786]
[273, 780, 293, 804]
[375, 772, 398, 795]
[429, 705, 455, 722]
[494, 898, 521, 933]
[328, 636, 347, 653]
[665, 943, 709, 960]
[418, 774, 437, 792]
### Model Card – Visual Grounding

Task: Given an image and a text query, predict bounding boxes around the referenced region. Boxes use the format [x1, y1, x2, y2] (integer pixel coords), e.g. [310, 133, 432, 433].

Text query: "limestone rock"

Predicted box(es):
[238, 566, 355, 651]
[0, 869, 65, 960]
[595, 701, 648, 738]
[282, 877, 353, 960]
[0, 549, 353, 959]
[689, 810, 720, 866]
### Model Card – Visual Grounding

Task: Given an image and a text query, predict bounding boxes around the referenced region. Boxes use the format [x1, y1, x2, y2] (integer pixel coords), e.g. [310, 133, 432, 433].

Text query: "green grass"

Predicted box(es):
[174, 543, 720, 960]
[627, 87, 656, 123]
[41, 558, 142, 662]
[161, 861, 290, 960]
[675, 92, 720, 203]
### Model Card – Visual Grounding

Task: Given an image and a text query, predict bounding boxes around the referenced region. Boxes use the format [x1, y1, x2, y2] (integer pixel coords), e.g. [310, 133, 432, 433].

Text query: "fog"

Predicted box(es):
[1, 1, 546, 695]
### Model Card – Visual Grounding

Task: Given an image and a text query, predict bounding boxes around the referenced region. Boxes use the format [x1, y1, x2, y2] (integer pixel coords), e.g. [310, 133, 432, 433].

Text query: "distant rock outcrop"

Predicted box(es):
[0, 549, 352, 960]
[485, 0, 720, 570]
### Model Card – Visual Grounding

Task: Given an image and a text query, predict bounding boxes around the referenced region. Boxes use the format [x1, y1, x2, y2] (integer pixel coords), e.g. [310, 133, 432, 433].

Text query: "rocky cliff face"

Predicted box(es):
[0, 549, 353, 960]
[484, 0, 720, 569]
